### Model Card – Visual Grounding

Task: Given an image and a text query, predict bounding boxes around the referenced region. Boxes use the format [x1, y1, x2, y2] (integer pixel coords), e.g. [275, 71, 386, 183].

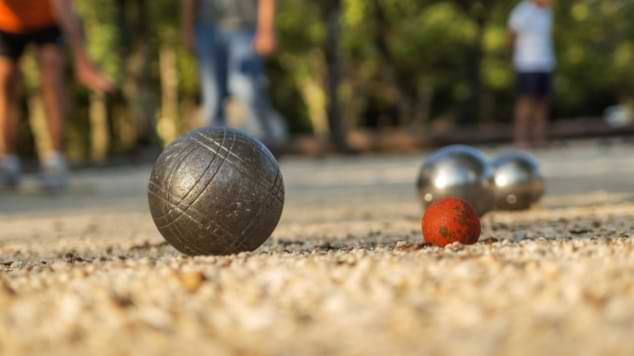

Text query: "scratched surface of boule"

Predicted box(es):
[2, 146, 634, 356]
[148, 128, 284, 255]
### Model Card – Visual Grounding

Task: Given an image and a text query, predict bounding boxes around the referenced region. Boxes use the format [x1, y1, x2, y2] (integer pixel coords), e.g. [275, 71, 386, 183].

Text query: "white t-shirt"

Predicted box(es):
[509, 1, 555, 72]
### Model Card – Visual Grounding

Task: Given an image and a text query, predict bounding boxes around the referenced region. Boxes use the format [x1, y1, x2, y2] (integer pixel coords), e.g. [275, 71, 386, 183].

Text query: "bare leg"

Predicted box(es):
[0, 57, 21, 157]
[36, 45, 66, 155]
[532, 97, 549, 147]
[513, 96, 534, 148]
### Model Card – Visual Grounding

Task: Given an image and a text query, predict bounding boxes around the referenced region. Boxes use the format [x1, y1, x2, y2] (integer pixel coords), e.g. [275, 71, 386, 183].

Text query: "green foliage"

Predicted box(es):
[76, 0, 121, 82]
[554, 0, 634, 116]
[17, 0, 634, 159]
[77, 0, 634, 126]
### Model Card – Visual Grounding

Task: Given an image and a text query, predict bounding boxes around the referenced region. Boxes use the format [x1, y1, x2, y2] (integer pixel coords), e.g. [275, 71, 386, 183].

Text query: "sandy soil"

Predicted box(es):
[2, 142, 634, 356]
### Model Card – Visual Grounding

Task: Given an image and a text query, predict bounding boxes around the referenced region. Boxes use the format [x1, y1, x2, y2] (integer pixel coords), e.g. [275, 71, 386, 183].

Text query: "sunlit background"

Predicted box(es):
[13, 0, 634, 162]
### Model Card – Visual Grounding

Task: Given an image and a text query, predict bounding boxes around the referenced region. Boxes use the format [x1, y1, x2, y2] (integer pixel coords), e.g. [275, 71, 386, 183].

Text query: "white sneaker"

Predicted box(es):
[41, 152, 69, 192]
[0, 155, 21, 189]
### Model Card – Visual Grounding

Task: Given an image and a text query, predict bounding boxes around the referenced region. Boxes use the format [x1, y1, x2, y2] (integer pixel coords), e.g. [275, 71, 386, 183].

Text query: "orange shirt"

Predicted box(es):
[0, 0, 57, 33]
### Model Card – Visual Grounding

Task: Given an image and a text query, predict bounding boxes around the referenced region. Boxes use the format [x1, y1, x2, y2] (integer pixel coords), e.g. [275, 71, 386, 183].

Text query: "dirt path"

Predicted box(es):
[1, 142, 634, 356]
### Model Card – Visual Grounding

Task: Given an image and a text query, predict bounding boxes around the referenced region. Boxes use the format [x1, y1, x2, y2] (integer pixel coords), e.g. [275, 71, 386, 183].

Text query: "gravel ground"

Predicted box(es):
[2, 142, 634, 356]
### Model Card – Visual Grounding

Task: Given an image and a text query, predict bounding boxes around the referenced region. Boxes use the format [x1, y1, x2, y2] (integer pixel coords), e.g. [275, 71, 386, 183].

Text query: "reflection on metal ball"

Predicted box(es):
[416, 145, 495, 216]
[492, 150, 544, 211]
[148, 127, 285, 256]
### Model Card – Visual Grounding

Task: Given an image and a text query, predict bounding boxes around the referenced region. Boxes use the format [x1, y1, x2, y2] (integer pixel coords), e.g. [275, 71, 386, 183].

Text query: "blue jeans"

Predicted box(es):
[195, 24, 273, 138]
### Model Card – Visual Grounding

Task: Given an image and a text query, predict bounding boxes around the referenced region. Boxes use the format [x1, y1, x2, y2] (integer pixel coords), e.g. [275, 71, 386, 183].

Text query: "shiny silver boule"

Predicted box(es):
[492, 150, 544, 211]
[416, 145, 495, 216]
[148, 128, 285, 256]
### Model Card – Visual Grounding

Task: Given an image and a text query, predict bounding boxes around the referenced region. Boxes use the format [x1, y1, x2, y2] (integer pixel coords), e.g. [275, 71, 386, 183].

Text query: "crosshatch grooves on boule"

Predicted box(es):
[148, 128, 285, 256]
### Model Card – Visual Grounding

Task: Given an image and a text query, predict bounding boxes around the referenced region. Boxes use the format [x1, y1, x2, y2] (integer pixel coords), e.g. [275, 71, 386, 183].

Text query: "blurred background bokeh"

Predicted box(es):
[13, 0, 634, 162]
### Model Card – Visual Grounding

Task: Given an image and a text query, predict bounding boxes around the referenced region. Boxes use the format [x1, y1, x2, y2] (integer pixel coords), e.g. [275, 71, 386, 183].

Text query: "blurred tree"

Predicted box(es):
[323, 0, 353, 152]
[15, 0, 634, 161]
[116, 0, 158, 148]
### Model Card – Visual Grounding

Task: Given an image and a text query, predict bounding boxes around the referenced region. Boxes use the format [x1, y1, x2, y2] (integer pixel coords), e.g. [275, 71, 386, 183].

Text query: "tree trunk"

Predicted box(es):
[460, 14, 487, 125]
[118, 0, 158, 146]
[324, 0, 351, 152]
[158, 45, 180, 144]
[371, 0, 409, 127]
[90, 92, 109, 163]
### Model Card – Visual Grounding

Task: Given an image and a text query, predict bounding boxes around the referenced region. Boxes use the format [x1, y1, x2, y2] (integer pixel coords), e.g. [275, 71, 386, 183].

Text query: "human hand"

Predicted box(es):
[184, 28, 196, 53]
[253, 30, 276, 57]
[76, 56, 114, 93]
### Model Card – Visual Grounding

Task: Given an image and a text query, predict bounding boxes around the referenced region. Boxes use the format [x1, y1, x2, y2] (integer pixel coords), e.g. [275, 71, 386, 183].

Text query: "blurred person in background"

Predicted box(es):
[0, 0, 112, 192]
[182, 0, 278, 143]
[509, 0, 555, 148]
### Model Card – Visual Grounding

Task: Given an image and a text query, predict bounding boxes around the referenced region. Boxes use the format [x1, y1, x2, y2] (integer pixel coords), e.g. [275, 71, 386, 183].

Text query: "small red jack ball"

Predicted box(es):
[422, 197, 481, 247]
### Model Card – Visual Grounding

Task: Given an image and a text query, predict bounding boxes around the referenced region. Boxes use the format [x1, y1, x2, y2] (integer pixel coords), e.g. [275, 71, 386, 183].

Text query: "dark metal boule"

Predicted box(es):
[148, 127, 285, 256]
[416, 145, 495, 216]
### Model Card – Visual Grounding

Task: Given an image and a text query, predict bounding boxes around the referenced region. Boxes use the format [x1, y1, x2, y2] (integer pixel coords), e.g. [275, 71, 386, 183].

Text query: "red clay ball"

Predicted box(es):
[422, 197, 481, 247]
